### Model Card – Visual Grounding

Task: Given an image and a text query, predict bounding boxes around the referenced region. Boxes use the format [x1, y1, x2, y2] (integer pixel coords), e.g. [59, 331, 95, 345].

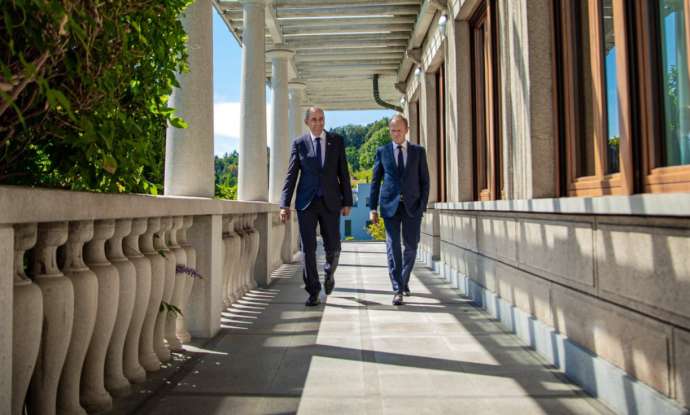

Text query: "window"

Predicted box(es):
[365, 196, 370, 208]
[554, 0, 690, 195]
[637, 0, 690, 192]
[352, 192, 358, 207]
[436, 63, 448, 202]
[345, 220, 352, 237]
[470, 0, 502, 200]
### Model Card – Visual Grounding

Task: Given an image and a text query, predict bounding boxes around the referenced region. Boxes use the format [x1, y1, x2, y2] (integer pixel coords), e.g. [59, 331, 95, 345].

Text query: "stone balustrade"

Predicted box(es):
[0, 185, 293, 415]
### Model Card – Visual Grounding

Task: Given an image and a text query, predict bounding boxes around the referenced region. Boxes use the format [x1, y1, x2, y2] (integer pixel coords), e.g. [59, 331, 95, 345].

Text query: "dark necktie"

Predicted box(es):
[315, 137, 322, 168]
[397, 144, 404, 179]
[315, 137, 324, 196]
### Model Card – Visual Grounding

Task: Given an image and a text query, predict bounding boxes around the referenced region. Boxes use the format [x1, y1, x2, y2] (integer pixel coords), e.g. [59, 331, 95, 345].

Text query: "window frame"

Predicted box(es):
[636, 0, 690, 193]
[470, 0, 502, 201]
[436, 63, 448, 202]
[554, 0, 634, 197]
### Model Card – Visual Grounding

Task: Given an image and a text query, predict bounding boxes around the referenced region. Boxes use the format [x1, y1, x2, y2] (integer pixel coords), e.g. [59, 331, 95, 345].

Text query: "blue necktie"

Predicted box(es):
[315, 137, 324, 197]
[397, 144, 404, 179]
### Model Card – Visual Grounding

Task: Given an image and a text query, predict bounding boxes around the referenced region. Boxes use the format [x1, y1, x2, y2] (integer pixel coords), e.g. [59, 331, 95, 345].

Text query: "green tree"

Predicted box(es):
[331, 124, 367, 148]
[358, 127, 392, 170]
[215, 150, 238, 199]
[0, 0, 192, 193]
[364, 118, 390, 142]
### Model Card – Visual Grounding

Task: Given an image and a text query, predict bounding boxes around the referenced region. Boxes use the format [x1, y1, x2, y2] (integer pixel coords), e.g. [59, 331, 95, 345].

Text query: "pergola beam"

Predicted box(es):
[276, 5, 420, 18]
[282, 24, 413, 35]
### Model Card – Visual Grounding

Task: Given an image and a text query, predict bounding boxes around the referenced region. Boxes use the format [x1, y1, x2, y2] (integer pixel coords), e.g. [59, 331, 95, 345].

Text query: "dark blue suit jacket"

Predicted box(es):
[280, 132, 353, 212]
[369, 142, 430, 218]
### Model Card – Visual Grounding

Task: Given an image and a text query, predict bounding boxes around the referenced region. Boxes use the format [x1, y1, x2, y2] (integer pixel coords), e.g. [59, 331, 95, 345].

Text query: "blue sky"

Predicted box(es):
[212, 9, 394, 156]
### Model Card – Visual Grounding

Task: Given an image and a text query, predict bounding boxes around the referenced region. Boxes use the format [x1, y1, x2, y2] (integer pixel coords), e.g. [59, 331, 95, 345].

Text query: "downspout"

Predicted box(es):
[373, 74, 403, 112]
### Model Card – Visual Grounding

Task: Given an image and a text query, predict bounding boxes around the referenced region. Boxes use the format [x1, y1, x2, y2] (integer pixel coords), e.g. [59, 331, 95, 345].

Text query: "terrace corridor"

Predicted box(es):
[121, 242, 611, 415]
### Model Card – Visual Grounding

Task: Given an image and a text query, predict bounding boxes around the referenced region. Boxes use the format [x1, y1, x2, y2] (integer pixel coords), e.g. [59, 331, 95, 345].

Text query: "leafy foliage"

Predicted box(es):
[0, 0, 192, 193]
[215, 150, 238, 199]
[160, 301, 183, 317]
[358, 126, 392, 171]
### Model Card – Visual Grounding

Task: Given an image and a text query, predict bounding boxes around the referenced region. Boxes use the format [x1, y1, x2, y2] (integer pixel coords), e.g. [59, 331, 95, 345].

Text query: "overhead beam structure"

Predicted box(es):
[215, 0, 423, 110]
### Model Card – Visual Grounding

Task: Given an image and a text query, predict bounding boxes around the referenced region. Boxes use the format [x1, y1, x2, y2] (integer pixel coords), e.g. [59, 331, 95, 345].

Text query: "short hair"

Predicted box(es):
[390, 114, 409, 128]
[304, 106, 324, 121]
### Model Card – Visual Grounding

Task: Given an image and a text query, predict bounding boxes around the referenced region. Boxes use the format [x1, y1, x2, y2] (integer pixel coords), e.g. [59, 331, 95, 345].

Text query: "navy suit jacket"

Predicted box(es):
[369, 142, 430, 219]
[280, 132, 353, 212]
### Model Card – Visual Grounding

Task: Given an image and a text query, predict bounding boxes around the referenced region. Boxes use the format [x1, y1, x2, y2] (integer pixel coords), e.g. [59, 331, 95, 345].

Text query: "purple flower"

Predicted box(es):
[176, 264, 203, 279]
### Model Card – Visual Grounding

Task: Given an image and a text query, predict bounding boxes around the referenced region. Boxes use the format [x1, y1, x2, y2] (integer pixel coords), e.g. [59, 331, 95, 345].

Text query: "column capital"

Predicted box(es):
[266, 48, 295, 59]
[288, 81, 307, 91]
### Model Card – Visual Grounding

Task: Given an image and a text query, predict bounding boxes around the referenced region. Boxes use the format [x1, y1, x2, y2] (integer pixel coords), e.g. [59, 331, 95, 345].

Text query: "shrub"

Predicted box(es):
[0, 0, 192, 193]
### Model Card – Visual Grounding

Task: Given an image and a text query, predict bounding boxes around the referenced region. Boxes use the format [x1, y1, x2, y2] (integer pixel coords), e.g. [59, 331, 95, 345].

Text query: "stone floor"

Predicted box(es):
[121, 241, 613, 415]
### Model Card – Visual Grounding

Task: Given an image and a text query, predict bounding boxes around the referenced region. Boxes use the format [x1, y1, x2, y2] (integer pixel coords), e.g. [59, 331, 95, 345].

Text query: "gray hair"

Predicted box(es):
[390, 113, 409, 128]
[304, 106, 324, 121]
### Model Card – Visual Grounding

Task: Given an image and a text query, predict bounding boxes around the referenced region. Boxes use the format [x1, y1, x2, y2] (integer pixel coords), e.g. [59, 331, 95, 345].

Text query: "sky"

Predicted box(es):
[212, 9, 394, 156]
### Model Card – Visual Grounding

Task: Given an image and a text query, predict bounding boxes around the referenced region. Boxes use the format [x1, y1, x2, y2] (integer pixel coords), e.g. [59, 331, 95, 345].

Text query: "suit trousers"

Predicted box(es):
[383, 201, 422, 293]
[297, 197, 341, 296]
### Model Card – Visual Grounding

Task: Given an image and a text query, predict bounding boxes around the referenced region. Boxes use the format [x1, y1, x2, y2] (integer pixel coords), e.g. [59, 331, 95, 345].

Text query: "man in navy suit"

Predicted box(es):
[369, 115, 430, 305]
[280, 107, 353, 306]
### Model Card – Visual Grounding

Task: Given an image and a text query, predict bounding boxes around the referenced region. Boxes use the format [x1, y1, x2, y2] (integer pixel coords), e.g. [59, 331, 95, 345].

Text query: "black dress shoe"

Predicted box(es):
[392, 293, 403, 306]
[324, 274, 335, 295]
[305, 294, 320, 307]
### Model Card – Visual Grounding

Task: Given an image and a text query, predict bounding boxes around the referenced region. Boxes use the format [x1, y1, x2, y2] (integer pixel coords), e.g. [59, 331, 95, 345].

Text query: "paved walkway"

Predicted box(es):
[129, 242, 612, 415]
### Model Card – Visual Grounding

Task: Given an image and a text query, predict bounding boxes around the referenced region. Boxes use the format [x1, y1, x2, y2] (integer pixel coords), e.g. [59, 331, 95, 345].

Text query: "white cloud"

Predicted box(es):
[213, 101, 273, 156]
[214, 101, 241, 139]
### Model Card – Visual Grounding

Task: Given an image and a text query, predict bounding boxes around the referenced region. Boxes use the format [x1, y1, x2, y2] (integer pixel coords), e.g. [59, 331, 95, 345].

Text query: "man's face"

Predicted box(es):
[305, 109, 325, 136]
[389, 118, 408, 145]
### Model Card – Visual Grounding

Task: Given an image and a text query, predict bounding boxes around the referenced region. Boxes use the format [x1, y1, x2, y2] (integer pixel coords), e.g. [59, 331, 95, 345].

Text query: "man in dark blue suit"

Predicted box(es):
[369, 115, 430, 305]
[280, 107, 353, 306]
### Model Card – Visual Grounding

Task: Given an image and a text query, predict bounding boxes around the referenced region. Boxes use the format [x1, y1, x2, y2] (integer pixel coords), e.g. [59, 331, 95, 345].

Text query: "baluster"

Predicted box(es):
[225, 216, 242, 304]
[122, 218, 150, 383]
[236, 215, 249, 299]
[177, 216, 196, 343]
[81, 220, 117, 412]
[139, 218, 163, 372]
[165, 217, 186, 351]
[12, 224, 42, 415]
[104, 219, 134, 397]
[247, 213, 260, 291]
[222, 216, 232, 308]
[57, 221, 97, 415]
[27, 222, 73, 415]
[154, 217, 175, 363]
[272, 212, 285, 271]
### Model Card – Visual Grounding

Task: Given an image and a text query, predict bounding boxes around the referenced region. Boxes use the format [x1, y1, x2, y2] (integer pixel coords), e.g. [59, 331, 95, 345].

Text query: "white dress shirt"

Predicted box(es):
[392, 140, 409, 167]
[310, 131, 327, 167]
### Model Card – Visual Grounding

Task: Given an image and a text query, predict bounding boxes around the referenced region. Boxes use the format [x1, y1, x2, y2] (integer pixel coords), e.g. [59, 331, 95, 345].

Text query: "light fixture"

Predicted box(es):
[400, 96, 407, 106]
[414, 67, 422, 77]
[439, 14, 448, 26]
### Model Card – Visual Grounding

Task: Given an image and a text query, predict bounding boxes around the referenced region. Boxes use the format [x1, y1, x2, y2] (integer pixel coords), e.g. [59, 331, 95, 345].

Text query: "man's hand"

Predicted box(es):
[341, 206, 351, 216]
[280, 208, 291, 223]
[369, 211, 379, 224]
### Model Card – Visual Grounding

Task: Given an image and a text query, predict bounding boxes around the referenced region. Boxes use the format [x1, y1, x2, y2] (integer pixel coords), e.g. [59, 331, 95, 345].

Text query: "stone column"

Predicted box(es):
[238, 0, 269, 201]
[164, 0, 214, 197]
[268, 48, 294, 203]
[288, 82, 306, 145]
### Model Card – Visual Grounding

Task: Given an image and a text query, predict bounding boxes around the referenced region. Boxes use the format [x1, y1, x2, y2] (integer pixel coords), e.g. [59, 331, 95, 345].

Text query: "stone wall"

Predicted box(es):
[435, 207, 690, 412]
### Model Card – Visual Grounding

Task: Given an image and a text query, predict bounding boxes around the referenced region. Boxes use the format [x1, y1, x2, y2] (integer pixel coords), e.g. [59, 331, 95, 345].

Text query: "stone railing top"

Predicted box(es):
[433, 192, 690, 217]
[0, 185, 279, 225]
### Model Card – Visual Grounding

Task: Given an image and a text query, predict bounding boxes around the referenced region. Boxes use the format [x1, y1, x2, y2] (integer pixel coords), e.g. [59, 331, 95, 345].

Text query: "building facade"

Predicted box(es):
[403, 1, 690, 413]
